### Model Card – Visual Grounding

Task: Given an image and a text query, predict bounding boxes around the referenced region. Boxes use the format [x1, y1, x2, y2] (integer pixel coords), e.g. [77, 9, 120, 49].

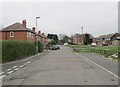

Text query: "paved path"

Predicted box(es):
[1, 46, 118, 85]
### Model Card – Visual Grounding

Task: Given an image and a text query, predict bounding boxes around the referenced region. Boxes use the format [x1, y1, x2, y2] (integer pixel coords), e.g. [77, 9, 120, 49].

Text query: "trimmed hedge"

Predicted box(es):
[2, 40, 36, 63]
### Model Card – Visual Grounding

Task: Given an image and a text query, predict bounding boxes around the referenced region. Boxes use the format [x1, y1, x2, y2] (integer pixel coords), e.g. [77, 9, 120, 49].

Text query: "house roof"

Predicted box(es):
[74, 34, 82, 38]
[1, 22, 28, 31]
[1, 22, 36, 34]
[99, 33, 117, 39]
[92, 37, 100, 42]
[1, 21, 48, 38]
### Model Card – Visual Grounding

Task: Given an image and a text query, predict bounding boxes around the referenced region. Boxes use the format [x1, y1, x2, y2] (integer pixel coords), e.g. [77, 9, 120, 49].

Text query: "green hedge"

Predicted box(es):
[38, 41, 44, 52]
[2, 40, 36, 63]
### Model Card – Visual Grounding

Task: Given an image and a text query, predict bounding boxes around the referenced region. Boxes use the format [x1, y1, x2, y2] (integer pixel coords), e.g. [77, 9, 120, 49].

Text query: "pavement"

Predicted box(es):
[1, 46, 119, 85]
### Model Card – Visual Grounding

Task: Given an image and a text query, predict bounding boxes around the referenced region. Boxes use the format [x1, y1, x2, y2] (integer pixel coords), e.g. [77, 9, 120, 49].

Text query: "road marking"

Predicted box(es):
[0, 72, 4, 75]
[19, 65, 24, 68]
[6, 68, 12, 71]
[3, 53, 43, 65]
[13, 68, 19, 71]
[23, 61, 31, 66]
[76, 53, 120, 79]
[13, 66, 18, 68]
[23, 63, 28, 66]
[0, 75, 6, 79]
[6, 71, 14, 75]
[27, 61, 31, 64]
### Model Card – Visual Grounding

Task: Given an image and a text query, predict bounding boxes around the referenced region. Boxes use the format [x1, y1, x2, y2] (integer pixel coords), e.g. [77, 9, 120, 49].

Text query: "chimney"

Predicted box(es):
[22, 19, 26, 28]
[38, 31, 41, 34]
[32, 27, 35, 32]
[42, 33, 44, 36]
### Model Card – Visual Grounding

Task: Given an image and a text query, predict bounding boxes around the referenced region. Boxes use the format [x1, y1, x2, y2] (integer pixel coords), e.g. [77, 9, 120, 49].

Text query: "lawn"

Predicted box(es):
[91, 46, 118, 53]
[70, 45, 91, 48]
[70, 45, 119, 58]
[70, 45, 118, 52]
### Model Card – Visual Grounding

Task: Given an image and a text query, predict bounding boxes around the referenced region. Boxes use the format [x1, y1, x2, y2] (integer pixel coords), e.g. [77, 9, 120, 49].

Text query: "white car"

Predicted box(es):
[64, 43, 68, 46]
[51, 45, 60, 50]
[91, 43, 97, 46]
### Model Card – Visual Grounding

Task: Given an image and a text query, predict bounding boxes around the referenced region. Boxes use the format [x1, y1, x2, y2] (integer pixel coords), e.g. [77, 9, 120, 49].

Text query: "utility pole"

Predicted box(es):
[35, 16, 40, 53]
[81, 26, 84, 45]
[36, 17, 40, 32]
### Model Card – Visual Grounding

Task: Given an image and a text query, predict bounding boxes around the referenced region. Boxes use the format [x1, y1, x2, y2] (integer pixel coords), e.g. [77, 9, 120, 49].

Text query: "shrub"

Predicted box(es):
[2, 40, 36, 63]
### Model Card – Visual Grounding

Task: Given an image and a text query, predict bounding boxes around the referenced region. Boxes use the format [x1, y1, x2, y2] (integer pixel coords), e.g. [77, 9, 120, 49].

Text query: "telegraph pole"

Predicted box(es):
[35, 16, 40, 53]
[81, 26, 84, 45]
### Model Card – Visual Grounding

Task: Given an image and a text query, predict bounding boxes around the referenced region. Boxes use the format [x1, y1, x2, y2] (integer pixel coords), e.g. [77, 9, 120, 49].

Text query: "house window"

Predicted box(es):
[10, 31, 14, 37]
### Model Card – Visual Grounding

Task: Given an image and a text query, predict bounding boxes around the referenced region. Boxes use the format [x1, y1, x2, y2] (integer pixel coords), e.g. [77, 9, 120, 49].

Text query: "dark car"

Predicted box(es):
[51, 45, 60, 50]
[102, 43, 108, 46]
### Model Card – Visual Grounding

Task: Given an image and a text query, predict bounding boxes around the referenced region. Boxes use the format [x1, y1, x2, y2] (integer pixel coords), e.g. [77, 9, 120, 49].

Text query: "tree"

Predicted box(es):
[59, 34, 69, 44]
[47, 34, 59, 44]
[84, 33, 93, 45]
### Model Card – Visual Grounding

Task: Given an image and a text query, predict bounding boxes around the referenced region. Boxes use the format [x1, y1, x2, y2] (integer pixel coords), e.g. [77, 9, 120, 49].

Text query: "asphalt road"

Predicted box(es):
[79, 52, 118, 75]
[1, 46, 119, 85]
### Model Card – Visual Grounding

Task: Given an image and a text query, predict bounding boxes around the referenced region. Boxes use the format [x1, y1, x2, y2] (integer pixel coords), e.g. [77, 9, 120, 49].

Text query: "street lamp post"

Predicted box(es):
[36, 17, 40, 32]
[81, 26, 84, 45]
[35, 17, 40, 53]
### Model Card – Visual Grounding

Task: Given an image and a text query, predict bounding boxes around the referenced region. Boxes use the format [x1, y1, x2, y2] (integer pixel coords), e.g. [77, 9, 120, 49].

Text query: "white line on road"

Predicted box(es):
[23, 61, 31, 66]
[6, 68, 12, 71]
[23, 63, 28, 66]
[13, 66, 18, 68]
[0, 75, 6, 79]
[6, 71, 14, 75]
[76, 53, 120, 79]
[13, 68, 19, 71]
[0, 72, 4, 75]
[19, 65, 25, 68]
[3, 53, 42, 65]
[27, 61, 31, 64]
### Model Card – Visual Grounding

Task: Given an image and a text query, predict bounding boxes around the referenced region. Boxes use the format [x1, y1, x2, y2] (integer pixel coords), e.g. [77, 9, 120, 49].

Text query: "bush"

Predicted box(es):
[2, 40, 36, 63]
[38, 41, 44, 52]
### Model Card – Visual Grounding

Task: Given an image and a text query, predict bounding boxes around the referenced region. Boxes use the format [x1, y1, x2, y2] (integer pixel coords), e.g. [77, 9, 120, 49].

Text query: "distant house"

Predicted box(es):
[71, 33, 93, 45]
[71, 34, 83, 45]
[0, 20, 48, 43]
[93, 33, 120, 46]
[41, 33, 48, 44]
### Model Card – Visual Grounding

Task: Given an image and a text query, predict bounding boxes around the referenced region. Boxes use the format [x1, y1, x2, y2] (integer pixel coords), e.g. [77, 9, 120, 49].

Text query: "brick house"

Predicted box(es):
[71, 33, 92, 45]
[93, 33, 120, 46]
[0, 20, 48, 43]
[71, 34, 84, 45]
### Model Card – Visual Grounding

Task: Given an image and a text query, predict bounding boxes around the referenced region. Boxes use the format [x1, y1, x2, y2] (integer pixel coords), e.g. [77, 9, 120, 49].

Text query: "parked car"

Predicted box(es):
[64, 43, 68, 46]
[102, 43, 108, 46]
[91, 43, 97, 47]
[51, 45, 60, 50]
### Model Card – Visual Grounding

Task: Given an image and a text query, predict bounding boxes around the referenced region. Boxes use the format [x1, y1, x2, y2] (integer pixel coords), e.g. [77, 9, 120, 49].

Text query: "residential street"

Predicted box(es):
[2, 46, 118, 85]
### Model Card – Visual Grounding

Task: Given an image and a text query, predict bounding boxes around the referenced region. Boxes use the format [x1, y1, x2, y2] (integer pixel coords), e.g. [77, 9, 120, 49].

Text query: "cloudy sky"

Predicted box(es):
[1, 0, 119, 37]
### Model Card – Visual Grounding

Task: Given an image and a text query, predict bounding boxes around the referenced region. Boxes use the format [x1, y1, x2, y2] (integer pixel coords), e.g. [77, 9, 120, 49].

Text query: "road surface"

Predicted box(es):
[1, 46, 119, 85]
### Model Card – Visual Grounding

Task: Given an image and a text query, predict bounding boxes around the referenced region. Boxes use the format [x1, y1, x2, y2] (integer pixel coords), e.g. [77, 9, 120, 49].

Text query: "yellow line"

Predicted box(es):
[76, 53, 120, 79]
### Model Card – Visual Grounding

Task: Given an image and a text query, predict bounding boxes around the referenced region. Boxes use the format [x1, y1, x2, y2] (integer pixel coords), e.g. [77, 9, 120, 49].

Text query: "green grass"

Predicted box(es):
[70, 45, 118, 53]
[79, 49, 91, 52]
[70, 45, 91, 48]
[70, 44, 119, 58]
[92, 46, 118, 52]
